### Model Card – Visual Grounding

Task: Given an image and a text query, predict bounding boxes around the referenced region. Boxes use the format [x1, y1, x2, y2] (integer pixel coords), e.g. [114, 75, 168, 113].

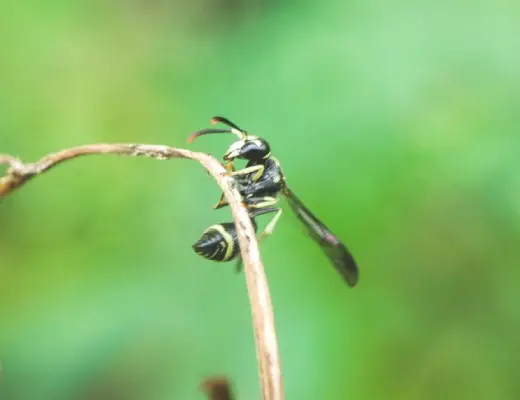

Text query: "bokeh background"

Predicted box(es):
[1, 1, 519, 399]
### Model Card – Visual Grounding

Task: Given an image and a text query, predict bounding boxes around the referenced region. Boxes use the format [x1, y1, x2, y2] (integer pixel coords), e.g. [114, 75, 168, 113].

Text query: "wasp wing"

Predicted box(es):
[283, 187, 358, 287]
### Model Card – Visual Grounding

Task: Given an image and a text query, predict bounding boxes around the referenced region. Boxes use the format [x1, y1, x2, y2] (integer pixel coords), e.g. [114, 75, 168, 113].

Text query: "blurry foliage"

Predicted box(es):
[1, 0, 519, 399]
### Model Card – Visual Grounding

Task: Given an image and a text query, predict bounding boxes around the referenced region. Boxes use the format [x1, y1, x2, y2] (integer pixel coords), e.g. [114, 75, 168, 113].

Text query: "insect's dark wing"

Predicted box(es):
[283, 187, 358, 287]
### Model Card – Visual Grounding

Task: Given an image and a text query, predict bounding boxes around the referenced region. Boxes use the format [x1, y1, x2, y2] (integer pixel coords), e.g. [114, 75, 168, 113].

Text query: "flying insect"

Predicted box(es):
[190, 116, 359, 287]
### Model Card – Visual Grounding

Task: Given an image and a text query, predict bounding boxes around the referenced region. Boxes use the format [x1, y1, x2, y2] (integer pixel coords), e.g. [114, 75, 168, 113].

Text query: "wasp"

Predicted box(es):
[189, 117, 359, 287]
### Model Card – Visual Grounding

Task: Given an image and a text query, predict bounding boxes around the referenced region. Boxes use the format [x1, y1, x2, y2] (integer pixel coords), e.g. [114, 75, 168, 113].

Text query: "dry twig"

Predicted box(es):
[0, 143, 283, 399]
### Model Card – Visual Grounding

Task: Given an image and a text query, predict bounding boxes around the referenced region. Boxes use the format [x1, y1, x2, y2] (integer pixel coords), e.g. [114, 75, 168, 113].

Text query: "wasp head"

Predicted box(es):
[224, 136, 271, 162]
[189, 116, 271, 162]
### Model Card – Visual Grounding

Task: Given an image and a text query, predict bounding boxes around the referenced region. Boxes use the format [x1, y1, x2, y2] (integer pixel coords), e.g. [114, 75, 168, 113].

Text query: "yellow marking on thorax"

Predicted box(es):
[252, 166, 265, 182]
[271, 157, 286, 181]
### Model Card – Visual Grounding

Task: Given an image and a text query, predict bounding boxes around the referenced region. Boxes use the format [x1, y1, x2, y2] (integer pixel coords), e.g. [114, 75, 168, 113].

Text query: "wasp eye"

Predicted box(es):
[240, 139, 270, 161]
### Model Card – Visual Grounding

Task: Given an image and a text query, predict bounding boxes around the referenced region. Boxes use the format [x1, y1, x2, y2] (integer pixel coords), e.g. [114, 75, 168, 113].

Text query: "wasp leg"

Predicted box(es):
[248, 205, 282, 244]
[233, 198, 279, 273]
[257, 208, 282, 244]
[235, 205, 281, 273]
[224, 160, 235, 172]
[235, 256, 244, 273]
[246, 196, 278, 210]
[213, 161, 236, 209]
[213, 161, 241, 209]
[247, 200, 282, 244]
[214, 192, 229, 209]
[224, 165, 264, 182]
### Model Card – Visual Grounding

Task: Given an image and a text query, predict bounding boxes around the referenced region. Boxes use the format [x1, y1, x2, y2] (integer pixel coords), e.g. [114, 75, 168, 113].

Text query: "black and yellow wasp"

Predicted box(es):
[189, 117, 358, 287]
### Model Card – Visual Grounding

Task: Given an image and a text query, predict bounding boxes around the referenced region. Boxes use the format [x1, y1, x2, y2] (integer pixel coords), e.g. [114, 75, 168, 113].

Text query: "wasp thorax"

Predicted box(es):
[224, 136, 271, 162]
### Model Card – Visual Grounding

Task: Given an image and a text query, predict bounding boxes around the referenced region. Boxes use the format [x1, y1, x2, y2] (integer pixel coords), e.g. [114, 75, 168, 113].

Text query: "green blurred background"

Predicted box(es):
[1, 1, 519, 399]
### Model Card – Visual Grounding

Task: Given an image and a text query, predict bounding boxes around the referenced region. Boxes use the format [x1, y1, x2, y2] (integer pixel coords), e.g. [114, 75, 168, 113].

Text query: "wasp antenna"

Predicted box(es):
[211, 116, 247, 139]
[211, 116, 241, 131]
[187, 128, 233, 143]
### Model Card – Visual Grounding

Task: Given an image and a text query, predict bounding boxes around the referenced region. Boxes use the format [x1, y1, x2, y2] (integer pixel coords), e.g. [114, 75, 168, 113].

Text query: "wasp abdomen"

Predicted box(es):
[192, 223, 240, 262]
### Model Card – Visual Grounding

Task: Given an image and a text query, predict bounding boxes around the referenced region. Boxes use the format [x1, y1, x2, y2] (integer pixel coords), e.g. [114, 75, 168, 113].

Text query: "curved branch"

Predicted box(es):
[0, 144, 283, 399]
